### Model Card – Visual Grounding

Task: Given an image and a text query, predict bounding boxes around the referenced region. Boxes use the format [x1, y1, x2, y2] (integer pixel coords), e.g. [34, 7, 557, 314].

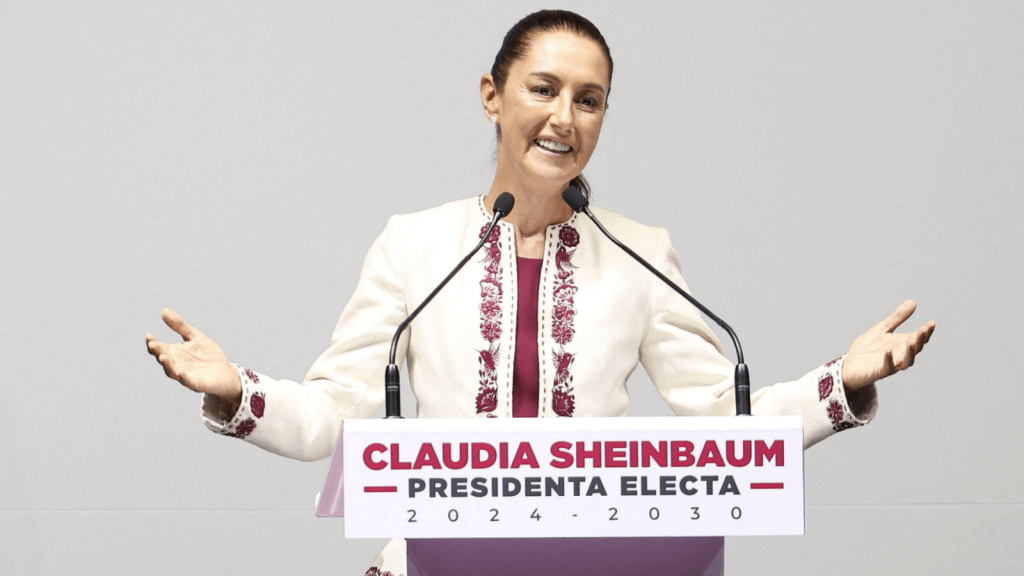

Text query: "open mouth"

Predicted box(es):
[535, 138, 573, 154]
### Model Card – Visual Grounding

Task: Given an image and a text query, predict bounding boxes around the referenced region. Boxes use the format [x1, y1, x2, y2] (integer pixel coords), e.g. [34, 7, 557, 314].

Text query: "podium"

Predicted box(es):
[317, 417, 803, 575]
[404, 536, 724, 576]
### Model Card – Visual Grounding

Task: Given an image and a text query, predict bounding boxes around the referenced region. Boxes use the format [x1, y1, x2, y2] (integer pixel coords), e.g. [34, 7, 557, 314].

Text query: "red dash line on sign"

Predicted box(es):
[364, 486, 398, 493]
[750, 482, 784, 490]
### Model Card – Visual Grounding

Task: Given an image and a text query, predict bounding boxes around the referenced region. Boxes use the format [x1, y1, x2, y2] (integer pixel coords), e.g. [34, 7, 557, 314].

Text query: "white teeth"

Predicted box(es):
[536, 139, 571, 153]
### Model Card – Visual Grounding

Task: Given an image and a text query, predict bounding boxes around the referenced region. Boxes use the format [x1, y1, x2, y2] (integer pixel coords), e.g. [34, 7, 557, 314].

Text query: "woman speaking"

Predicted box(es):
[145, 10, 934, 574]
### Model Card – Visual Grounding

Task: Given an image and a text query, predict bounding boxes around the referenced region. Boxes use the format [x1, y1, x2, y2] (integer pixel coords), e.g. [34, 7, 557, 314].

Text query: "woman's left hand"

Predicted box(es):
[842, 300, 936, 391]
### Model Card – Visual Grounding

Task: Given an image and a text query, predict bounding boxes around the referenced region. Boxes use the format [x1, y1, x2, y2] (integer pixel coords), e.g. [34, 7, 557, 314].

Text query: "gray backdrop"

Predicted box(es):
[2, 1, 1021, 574]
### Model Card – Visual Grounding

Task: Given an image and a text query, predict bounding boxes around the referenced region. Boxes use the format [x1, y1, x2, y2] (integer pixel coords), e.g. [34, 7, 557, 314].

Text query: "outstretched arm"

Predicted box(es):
[639, 227, 936, 447]
[142, 215, 409, 461]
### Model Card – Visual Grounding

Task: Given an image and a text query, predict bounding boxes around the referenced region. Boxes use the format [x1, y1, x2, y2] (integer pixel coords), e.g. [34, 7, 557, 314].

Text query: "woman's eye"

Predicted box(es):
[580, 96, 596, 107]
[535, 85, 554, 97]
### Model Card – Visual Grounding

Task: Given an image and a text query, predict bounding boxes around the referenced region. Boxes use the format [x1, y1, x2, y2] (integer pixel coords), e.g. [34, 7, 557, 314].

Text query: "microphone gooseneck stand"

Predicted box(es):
[384, 192, 516, 418]
[561, 187, 752, 416]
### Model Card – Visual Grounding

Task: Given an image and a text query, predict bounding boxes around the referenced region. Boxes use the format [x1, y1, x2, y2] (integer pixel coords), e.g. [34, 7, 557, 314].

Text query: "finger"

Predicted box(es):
[881, 347, 895, 377]
[923, 320, 936, 344]
[162, 308, 199, 341]
[875, 300, 917, 333]
[910, 321, 936, 354]
[911, 323, 932, 354]
[147, 338, 167, 358]
[158, 354, 179, 381]
[893, 338, 914, 370]
[911, 331, 925, 355]
[890, 344, 906, 371]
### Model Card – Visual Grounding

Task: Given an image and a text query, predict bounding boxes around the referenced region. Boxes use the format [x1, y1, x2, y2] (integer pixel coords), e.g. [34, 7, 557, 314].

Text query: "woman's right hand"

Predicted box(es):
[146, 308, 242, 405]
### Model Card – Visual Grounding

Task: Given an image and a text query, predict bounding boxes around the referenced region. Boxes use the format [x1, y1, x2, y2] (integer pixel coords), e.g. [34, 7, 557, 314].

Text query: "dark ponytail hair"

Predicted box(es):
[490, 10, 613, 199]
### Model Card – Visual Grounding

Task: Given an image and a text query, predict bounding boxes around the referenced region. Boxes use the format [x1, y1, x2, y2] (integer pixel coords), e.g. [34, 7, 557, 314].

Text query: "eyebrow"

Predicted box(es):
[529, 71, 607, 96]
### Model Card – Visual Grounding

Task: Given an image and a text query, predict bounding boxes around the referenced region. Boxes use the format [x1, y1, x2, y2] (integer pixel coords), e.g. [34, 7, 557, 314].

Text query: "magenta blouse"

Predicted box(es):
[513, 257, 543, 417]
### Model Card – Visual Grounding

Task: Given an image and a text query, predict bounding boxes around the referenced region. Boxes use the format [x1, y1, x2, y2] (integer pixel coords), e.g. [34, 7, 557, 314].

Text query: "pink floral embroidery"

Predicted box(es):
[480, 324, 501, 344]
[243, 368, 259, 384]
[480, 298, 501, 320]
[475, 223, 503, 414]
[553, 387, 575, 417]
[834, 421, 857, 432]
[480, 222, 499, 244]
[550, 225, 579, 416]
[251, 392, 266, 419]
[364, 568, 398, 576]
[476, 382, 498, 413]
[559, 225, 580, 248]
[826, 399, 844, 427]
[552, 351, 576, 417]
[825, 357, 840, 368]
[818, 373, 834, 401]
[230, 418, 256, 439]
[476, 344, 499, 413]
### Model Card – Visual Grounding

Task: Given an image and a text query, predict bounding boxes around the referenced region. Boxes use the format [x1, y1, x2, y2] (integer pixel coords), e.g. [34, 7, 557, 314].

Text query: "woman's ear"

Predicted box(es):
[480, 73, 499, 121]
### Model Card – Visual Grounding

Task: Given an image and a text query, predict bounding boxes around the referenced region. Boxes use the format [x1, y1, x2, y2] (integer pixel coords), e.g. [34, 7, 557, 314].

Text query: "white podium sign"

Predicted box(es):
[320, 416, 804, 539]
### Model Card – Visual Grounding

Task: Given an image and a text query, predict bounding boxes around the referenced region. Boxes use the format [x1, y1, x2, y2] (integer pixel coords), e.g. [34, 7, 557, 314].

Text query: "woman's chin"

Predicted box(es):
[516, 165, 578, 191]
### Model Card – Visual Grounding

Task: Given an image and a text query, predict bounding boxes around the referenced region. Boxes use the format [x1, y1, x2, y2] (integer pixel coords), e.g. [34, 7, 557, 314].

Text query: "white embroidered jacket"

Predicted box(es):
[202, 195, 876, 458]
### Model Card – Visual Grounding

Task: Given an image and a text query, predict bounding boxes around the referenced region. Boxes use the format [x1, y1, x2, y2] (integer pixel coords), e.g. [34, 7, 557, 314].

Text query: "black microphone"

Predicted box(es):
[562, 186, 752, 416]
[384, 192, 516, 418]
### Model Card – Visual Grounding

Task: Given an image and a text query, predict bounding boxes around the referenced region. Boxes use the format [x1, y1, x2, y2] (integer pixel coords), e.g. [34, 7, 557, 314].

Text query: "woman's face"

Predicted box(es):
[486, 30, 610, 191]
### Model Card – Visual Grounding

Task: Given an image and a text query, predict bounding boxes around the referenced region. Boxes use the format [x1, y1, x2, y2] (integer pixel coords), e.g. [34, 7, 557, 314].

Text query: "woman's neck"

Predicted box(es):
[485, 180, 573, 259]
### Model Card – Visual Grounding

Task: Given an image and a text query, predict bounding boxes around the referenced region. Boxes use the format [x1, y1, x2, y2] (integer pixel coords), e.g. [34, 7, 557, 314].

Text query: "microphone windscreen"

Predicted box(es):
[494, 192, 515, 216]
[562, 186, 589, 213]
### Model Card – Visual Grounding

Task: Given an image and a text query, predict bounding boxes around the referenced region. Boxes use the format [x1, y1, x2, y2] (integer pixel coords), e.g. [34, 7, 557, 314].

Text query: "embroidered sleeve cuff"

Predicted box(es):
[817, 355, 877, 432]
[200, 363, 267, 440]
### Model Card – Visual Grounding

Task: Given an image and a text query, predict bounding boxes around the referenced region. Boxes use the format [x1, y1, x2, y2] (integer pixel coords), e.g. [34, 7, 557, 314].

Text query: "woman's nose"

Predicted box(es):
[549, 94, 574, 132]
